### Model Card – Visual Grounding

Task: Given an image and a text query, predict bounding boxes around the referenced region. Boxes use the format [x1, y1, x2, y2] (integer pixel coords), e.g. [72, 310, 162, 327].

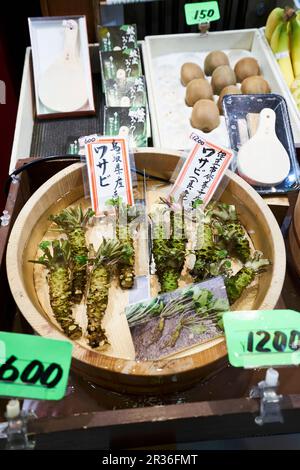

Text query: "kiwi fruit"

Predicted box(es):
[181, 62, 204, 86]
[234, 57, 260, 82]
[217, 85, 241, 114]
[241, 75, 271, 94]
[211, 65, 236, 95]
[191, 99, 220, 132]
[204, 51, 229, 76]
[185, 78, 213, 106]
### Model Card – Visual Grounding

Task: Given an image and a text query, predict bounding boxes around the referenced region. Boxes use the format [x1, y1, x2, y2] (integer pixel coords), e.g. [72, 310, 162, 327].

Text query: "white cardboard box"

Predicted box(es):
[142, 29, 300, 150]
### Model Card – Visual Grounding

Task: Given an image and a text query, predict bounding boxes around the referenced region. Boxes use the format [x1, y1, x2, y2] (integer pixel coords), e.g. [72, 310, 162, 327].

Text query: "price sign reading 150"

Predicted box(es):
[184, 2, 220, 26]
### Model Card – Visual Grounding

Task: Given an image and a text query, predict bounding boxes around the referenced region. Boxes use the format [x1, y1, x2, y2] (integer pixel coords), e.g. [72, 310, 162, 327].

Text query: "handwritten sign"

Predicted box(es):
[223, 310, 300, 368]
[184, 1, 220, 25]
[170, 131, 233, 209]
[85, 136, 134, 216]
[0, 332, 72, 400]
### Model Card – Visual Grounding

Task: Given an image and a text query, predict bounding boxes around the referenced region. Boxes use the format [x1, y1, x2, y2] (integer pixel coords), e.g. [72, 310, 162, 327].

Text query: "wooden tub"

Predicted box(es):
[6, 149, 286, 393]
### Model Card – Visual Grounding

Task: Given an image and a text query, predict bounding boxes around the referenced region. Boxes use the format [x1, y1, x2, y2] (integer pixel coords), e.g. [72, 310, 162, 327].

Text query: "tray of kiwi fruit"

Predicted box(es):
[141, 29, 300, 151]
[184, 52, 270, 134]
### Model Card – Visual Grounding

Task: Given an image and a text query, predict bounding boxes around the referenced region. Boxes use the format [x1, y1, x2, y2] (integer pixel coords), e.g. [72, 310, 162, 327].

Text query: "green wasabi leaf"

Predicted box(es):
[39, 241, 51, 250]
[75, 255, 88, 265]
[192, 199, 203, 208]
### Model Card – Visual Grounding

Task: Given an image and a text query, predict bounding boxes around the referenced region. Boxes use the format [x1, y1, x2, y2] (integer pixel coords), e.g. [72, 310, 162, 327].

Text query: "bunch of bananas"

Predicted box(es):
[265, 6, 300, 110]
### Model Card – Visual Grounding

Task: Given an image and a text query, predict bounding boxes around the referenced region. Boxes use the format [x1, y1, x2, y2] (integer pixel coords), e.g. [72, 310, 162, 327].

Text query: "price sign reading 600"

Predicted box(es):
[0, 332, 72, 400]
[223, 310, 300, 368]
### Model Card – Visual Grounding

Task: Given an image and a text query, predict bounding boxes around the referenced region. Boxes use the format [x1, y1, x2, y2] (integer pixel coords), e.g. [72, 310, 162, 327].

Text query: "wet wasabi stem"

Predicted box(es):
[225, 252, 270, 305]
[29, 240, 82, 340]
[113, 199, 137, 289]
[151, 198, 187, 293]
[192, 201, 250, 281]
[86, 239, 125, 348]
[106, 198, 139, 289]
[49, 206, 94, 303]
[192, 223, 217, 280]
[208, 202, 251, 263]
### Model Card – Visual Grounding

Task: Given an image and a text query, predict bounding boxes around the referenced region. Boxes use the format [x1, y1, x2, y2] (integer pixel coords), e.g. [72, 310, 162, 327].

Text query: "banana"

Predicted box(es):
[271, 21, 295, 88]
[291, 77, 300, 110]
[265, 7, 284, 43]
[290, 14, 300, 77]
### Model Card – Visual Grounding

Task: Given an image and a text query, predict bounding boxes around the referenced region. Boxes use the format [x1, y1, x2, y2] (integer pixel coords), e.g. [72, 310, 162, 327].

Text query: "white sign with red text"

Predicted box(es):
[85, 136, 133, 216]
[169, 131, 233, 209]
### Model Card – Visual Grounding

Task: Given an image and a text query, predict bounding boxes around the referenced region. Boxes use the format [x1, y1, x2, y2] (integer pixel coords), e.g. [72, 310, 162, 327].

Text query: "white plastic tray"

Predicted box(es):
[143, 29, 300, 150]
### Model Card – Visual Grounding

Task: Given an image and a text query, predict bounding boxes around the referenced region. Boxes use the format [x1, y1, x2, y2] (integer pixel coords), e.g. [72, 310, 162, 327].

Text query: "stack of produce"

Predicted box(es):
[181, 51, 271, 133]
[191, 201, 270, 304]
[30, 205, 134, 349]
[265, 7, 300, 109]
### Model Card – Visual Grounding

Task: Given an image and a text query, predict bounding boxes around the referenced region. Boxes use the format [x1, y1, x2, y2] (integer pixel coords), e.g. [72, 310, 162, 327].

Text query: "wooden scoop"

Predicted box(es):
[39, 20, 88, 113]
[237, 108, 290, 186]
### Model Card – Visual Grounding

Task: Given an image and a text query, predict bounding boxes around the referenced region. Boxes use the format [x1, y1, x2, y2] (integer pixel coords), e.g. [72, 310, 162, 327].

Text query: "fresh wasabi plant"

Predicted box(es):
[207, 202, 251, 263]
[86, 238, 126, 348]
[192, 201, 259, 302]
[49, 206, 94, 303]
[29, 240, 82, 340]
[225, 251, 270, 305]
[155, 287, 228, 345]
[127, 285, 229, 348]
[106, 197, 138, 289]
[151, 197, 187, 293]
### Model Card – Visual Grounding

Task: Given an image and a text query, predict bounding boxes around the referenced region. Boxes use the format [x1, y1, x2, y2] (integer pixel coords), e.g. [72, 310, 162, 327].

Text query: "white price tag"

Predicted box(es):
[170, 131, 233, 208]
[85, 136, 134, 215]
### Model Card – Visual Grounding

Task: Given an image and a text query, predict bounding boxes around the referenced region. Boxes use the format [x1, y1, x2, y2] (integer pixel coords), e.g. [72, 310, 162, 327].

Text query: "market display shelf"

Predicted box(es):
[142, 29, 300, 150]
[3, 30, 300, 448]
[1, 157, 300, 448]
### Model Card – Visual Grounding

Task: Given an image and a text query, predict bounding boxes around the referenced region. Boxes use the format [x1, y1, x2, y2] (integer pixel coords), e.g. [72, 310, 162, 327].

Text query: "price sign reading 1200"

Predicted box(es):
[223, 310, 300, 368]
[246, 329, 300, 353]
[184, 2, 220, 26]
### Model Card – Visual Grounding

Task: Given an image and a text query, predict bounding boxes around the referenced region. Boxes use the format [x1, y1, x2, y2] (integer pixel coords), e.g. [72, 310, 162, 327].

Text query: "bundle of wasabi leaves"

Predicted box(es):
[191, 201, 270, 304]
[30, 205, 134, 348]
[149, 197, 269, 304]
[126, 277, 229, 360]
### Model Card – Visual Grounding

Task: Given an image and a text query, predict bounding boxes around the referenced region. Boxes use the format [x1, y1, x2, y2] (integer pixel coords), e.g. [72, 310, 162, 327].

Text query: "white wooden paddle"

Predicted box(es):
[237, 108, 290, 186]
[39, 20, 88, 113]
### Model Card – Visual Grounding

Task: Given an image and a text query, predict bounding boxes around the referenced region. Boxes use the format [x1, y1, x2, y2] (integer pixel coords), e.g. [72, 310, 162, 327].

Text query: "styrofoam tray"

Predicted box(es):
[143, 29, 300, 151]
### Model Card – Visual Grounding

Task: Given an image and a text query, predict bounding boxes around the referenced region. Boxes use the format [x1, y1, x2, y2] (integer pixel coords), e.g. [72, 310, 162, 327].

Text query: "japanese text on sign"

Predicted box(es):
[86, 136, 134, 216]
[169, 131, 233, 209]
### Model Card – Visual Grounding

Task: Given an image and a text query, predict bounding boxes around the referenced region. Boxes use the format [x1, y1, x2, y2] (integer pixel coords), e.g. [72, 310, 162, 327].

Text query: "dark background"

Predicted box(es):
[0, 0, 280, 211]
